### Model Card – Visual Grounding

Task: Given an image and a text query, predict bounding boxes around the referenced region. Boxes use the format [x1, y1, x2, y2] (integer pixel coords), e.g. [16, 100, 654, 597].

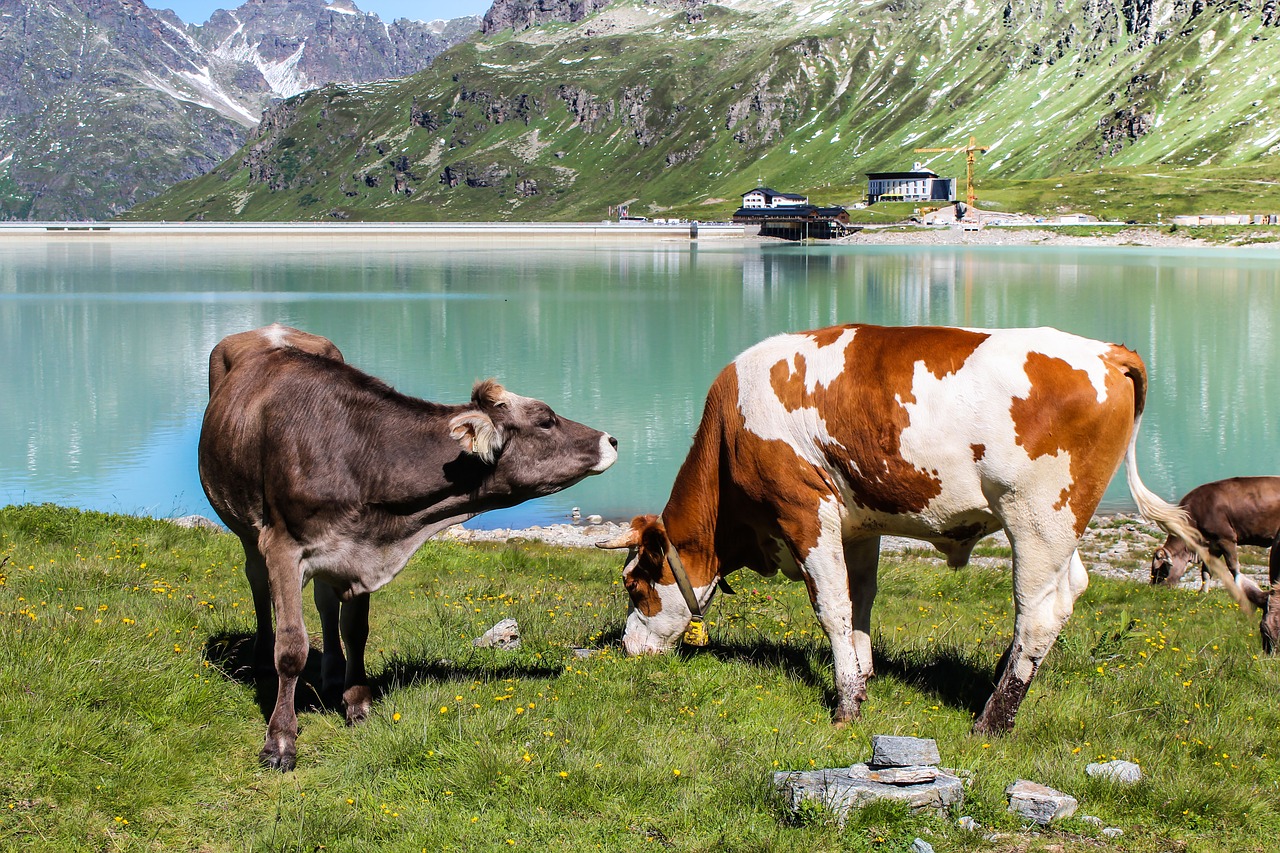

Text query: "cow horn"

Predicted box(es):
[596, 528, 640, 550]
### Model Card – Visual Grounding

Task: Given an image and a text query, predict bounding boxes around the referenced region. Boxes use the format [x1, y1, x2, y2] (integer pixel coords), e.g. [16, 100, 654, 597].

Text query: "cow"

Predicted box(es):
[598, 324, 1242, 734]
[198, 324, 618, 770]
[1149, 476, 1280, 591]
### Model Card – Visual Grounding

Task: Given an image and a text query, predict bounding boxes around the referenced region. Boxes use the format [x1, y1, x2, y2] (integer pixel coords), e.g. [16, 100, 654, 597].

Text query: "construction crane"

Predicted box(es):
[915, 135, 990, 209]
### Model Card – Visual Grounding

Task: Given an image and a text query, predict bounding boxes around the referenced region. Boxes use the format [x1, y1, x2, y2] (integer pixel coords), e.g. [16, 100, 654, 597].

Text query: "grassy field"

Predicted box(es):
[2, 504, 1278, 851]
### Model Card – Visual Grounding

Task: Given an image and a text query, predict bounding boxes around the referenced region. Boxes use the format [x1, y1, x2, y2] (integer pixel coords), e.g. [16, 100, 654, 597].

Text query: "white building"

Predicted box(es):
[741, 187, 809, 208]
[865, 163, 955, 204]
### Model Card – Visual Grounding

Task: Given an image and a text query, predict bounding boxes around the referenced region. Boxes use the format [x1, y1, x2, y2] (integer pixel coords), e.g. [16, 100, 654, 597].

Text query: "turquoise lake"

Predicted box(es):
[2, 235, 1278, 529]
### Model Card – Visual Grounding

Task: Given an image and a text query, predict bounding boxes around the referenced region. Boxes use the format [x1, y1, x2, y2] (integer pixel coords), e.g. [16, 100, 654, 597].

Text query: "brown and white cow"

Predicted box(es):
[1149, 476, 1280, 590]
[199, 324, 617, 770]
[599, 324, 1238, 734]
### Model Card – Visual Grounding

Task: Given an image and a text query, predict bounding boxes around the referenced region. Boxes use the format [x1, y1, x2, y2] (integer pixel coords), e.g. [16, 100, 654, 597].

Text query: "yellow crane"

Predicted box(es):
[915, 135, 990, 209]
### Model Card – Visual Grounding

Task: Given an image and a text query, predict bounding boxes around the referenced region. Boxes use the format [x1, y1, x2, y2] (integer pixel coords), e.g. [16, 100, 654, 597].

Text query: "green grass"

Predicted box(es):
[2, 504, 1278, 851]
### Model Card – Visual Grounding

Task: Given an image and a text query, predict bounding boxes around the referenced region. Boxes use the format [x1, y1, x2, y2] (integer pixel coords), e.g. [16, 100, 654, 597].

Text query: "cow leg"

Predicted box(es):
[1262, 537, 1280, 654]
[313, 582, 373, 723]
[258, 529, 308, 771]
[313, 581, 346, 709]
[340, 593, 373, 725]
[844, 537, 880, 682]
[795, 504, 866, 724]
[241, 538, 275, 677]
[974, 541, 1087, 735]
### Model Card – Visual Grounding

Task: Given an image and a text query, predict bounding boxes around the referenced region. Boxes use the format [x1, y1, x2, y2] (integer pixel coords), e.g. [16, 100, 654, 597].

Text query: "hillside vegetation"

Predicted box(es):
[2, 504, 1279, 850]
[128, 0, 1280, 223]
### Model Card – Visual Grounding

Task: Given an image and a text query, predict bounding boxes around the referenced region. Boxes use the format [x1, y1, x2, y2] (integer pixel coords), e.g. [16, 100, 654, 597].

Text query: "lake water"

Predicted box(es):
[3, 235, 1278, 530]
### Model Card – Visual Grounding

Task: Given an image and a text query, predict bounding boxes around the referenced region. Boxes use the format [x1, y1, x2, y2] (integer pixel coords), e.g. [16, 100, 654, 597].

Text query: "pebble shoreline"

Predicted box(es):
[433, 512, 1266, 590]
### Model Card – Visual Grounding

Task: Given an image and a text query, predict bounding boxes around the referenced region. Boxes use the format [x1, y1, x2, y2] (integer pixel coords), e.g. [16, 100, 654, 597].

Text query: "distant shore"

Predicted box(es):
[836, 224, 1277, 250]
[3, 220, 1275, 250]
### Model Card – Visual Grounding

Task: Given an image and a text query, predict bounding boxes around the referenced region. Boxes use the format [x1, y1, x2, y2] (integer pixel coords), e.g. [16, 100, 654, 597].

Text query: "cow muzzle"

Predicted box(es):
[621, 609, 682, 656]
[591, 433, 619, 473]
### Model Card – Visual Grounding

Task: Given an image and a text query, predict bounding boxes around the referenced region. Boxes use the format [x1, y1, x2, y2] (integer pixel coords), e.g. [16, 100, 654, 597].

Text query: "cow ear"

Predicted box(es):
[448, 411, 504, 464]
[639, 520, 669, 560]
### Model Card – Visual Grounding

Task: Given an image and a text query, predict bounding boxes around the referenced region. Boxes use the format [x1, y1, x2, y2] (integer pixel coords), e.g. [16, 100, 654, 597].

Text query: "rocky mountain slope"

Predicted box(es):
[130, 0, 1280, 224]
[0, 0, 478, 220]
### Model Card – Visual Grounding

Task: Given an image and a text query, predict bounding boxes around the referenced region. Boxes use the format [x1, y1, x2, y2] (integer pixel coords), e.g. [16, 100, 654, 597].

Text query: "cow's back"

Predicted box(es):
[208, 323, 343, 396]
[1183, 477, 1280, 545]
[724, 324, 1140, 536]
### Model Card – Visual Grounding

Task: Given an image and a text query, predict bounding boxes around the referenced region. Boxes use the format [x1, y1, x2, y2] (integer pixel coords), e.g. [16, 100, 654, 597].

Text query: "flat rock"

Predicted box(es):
[1006, 779, 1078, 825]
[774, 766, 964, 822]
[473, 618, 520, 650]
[870, 735, 941, 768]
[170, 514, 222, 530]
[1086, 759, 1142, 785]
[852, 764, 939, 785]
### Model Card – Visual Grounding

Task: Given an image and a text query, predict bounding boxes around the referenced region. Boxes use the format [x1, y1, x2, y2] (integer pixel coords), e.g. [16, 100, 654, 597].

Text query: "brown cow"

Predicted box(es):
[199, 324, 618, 770]
[1149, 476, 1280, 590]
[600, 325, 1240, 734]
[1147, 476, 1280, 653]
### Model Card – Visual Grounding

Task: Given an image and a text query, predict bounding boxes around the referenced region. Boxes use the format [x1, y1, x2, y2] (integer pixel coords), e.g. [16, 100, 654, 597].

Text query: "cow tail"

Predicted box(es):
[1116, 348, 1252, 610]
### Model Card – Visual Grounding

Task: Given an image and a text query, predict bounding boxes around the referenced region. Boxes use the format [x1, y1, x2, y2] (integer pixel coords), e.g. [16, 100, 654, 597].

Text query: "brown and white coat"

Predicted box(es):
[603, 324, 1221, 733]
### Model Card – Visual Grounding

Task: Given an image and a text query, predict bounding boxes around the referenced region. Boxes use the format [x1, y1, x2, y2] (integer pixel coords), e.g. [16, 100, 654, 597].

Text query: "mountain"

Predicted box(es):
[0, 0, 479, 220]
[128, 0, 1280, 224]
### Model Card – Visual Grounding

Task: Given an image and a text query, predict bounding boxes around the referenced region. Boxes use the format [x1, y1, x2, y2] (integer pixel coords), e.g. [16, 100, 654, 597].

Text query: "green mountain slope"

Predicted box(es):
[127, 0, 1280, 222]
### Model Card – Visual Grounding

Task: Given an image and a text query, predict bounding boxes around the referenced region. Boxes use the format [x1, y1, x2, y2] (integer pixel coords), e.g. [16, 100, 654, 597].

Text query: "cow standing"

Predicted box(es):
[600, 324, 1232, 733]
[199, 324, 618, 770]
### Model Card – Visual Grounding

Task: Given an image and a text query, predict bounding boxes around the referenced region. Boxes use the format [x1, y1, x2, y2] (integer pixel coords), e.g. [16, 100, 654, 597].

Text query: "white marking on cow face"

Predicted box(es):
[619, 548, 714, 656]
[592, 433, 618, 473]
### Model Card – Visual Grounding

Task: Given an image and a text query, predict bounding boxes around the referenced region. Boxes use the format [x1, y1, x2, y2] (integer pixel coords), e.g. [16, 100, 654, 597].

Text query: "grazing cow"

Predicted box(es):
[199, 324, 618, 770]
[1149, 476, 1280, 590]
[599, 324, 1238, 734]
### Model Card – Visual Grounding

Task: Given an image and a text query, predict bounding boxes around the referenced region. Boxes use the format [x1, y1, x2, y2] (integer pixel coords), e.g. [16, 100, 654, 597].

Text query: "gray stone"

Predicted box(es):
[957, 816, 980, 832]
[1081, 815, 1104, 827]
[855, 764, 939, 785]
[1086, 759, 1142, 785]
[474, 618, 520, 650]
[870, 735, 941, 768]
[170, 514, 222, 530]
[773, 765, 964, 822]
[1006, 779, 1078, 825]
[911, 839, 934, 853]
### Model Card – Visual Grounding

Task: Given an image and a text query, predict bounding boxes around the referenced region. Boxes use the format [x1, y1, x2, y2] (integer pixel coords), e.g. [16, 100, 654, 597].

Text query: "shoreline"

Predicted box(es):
[432, 512, 1264, 589]
[1, 220, 1274, 251]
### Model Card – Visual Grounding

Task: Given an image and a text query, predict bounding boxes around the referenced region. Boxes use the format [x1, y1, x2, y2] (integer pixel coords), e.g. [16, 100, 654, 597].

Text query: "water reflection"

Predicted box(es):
[2, 236, 1277, 526]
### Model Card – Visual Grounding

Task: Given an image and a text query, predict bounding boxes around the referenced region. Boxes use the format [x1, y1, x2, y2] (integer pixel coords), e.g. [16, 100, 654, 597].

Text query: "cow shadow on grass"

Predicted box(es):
[203, 631, 561, 722]
[688, 636, 996, 718]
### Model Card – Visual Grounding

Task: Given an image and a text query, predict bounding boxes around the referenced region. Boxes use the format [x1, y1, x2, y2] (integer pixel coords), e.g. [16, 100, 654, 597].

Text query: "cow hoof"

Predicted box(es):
[832, 704, 862, 727]
[344, 686, 373, 726]
[971, 714, 1014, 736]
[259, 742, 297, 772]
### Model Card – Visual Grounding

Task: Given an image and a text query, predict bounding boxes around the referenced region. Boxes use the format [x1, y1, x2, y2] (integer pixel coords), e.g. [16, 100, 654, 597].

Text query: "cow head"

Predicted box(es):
[1150, 538, 1194, 586]
[448, 379, 618, 499]
[597, 515, 711, 655]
